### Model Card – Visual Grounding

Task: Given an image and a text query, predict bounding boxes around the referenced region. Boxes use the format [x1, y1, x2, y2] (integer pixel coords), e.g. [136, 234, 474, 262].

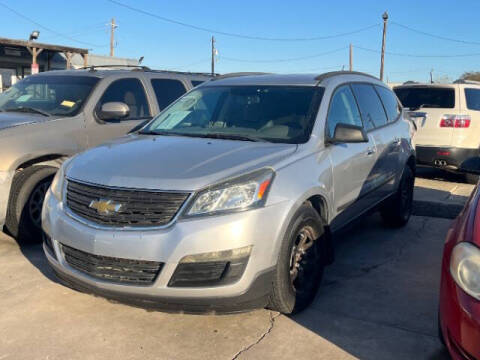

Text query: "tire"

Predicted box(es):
[381, 166, 414, 228]
[268, 202, 325, 314]
[465, 173, 479, 185]
[5, 165, 57, 243]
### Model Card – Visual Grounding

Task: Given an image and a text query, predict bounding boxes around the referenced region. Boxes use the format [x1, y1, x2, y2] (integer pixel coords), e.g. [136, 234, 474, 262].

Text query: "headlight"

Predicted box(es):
[450, 242, 480, 300]
[185, 168, 274, 217]
[50, 158, 72, 201]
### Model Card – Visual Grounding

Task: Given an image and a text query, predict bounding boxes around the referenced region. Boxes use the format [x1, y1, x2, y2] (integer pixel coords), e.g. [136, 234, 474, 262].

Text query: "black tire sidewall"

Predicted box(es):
[269, 203, 325, 314]
[5, 166, 57, 242]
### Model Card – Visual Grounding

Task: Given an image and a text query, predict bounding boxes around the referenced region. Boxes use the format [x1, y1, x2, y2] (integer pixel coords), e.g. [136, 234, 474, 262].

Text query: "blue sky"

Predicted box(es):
[1, 0, 480, 82]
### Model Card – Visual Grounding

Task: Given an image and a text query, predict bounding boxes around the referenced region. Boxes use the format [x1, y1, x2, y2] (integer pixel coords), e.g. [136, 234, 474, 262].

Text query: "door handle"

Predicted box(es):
[366, 147, 376, 156]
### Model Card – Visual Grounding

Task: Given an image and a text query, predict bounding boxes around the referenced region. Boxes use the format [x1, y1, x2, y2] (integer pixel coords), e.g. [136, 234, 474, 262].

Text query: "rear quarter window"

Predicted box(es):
[351, 83, 388, 130]
[375, 85, 401, 122]
[465, 88, 480, 111]
[394, 87, 455, 109]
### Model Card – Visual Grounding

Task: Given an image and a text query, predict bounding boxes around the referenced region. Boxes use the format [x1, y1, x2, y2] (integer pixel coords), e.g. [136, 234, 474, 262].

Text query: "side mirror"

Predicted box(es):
[460, 157, 480, 175]
[98, 102, 130, 121]
[328, 123, 369, 144]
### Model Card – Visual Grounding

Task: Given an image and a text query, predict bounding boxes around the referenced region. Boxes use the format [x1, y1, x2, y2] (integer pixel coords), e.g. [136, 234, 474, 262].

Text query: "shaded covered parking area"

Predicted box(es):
[0, 37, 88, 91]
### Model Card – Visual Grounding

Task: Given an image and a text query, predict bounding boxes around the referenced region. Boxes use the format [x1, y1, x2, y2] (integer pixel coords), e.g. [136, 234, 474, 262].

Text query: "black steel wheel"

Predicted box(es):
[268, 202, 325, 314]
[381, 166, 414, 227]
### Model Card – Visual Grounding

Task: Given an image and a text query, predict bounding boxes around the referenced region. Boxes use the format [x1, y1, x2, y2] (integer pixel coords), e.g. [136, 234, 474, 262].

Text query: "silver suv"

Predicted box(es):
[42, 72, 415, 314]
[0, 67, 210, 242]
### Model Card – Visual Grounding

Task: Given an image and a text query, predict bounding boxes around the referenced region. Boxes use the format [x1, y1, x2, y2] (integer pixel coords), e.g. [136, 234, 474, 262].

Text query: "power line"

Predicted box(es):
[41, 23, 107, 39]
[221, 46, 348, 63]
[0, 2, 107, 48]
[354, 45, 480, 58]
[391, 21, 480, 46]
[106, 0, 379, 41]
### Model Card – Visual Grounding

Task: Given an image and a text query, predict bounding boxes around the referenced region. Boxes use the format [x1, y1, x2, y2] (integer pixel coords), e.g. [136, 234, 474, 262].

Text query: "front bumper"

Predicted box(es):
[440, 255, 480, 360]
[416, 146, 479, 172]
[0, 170, 14, 227]
[42, 189, 291, 312]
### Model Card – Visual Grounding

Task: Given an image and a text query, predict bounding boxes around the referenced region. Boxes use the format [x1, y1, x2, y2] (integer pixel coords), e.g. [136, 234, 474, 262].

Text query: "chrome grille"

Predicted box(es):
[62, 244, 163, 285]
[66, 180, 189, 227]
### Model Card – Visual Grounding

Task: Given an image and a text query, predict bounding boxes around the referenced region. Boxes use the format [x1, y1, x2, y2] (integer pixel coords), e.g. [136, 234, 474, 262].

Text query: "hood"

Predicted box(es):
[67, 135, 297, 191]
[0, 112, 48, 130]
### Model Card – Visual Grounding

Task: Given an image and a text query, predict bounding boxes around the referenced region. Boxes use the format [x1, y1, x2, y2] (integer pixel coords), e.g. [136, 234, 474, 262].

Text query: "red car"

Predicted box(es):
[439, 167, 480, 359]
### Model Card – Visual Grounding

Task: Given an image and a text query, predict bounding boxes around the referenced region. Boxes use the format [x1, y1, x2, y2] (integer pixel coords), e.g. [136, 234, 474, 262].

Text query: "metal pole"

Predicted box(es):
[349, 43, 353, 71]
[380, 11, 388, 81]
[211, 36, 215, 76]
[110, 18, 116, 57]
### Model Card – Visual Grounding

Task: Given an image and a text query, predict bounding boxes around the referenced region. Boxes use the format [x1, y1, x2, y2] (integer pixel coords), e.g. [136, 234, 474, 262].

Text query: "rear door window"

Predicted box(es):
[98, 78, 151, 120]
[394, 87, 455, 109]
[465, 88, 480, 110]
[151, 79, 187, 110]
[375, 85, 401, 122]
[326, 85, 363, 137]
[351, 83, 388, 130]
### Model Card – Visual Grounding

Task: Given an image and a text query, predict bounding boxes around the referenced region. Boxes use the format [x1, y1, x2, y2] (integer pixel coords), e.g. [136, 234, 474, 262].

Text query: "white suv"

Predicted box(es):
[394, 81, 480, 183]
[43, 72, 415, 314]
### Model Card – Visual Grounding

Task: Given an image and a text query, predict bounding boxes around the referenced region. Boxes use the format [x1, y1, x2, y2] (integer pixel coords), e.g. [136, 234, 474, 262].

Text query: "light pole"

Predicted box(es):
[380, 11, 388, 81]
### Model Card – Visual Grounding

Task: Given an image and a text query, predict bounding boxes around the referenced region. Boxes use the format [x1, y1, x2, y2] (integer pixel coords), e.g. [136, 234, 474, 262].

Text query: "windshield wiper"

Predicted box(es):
[197, 133, 267, 142]
[139, 130, 267, 142]
[4, 106, 50, 117]
[138, 130, 185, 136]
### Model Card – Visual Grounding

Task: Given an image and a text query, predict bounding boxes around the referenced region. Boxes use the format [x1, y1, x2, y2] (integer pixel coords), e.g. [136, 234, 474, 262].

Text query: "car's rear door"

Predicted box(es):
[326, 84, 379, 230]
[394, 85, 457, 147]
[350, 83, 394, 204]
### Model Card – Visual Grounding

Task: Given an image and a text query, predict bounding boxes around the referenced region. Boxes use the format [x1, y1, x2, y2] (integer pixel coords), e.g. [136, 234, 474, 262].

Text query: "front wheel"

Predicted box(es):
[5, 166, 57, 243]
[380, 166, 414, 227]
[268, 203, 325, 314]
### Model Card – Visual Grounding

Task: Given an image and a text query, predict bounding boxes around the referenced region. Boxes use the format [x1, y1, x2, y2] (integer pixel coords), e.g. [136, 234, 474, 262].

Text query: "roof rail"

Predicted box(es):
[315, 71, 378, 83]
[453, 79, 480, 85]
[145, 69, 215, 77]
[78, 64, 151, 71]
[211, 72, 271, 81]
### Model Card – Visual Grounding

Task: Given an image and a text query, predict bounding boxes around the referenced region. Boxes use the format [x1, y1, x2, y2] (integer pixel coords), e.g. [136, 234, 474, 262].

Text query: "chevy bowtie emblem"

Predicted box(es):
[89, 199, 122, 215]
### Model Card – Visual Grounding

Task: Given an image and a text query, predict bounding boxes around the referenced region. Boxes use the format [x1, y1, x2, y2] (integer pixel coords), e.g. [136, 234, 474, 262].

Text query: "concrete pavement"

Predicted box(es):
[414, 167, 474, 218]
[0, 214, 452, 360]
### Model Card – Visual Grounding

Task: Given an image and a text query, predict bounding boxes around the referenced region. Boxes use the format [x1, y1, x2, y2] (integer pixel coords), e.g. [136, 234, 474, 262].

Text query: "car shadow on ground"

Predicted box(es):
[17, 241, 59, 284]
[416, 166, 467, 184]
[290, 214, 452, 360]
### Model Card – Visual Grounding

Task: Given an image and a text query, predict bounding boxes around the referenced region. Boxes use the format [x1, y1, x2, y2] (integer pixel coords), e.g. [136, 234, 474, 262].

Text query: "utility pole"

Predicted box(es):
[380, 11, 388, 81]
[349, 43, 353, 71]
[110, 18, 117, 57]
[430, 69, 434, 83]
[211, 36, 216, 76]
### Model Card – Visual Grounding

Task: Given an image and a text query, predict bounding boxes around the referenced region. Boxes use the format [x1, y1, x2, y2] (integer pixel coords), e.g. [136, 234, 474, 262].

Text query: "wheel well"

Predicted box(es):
[306, 194, 334, 265]
[16, 154, 66, 171]
[307, 195, 328, 223]
[407, 155, 416, 175]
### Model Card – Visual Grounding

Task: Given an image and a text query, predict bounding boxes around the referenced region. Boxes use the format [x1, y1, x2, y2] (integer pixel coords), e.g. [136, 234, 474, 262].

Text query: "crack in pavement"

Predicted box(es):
[231, 311, 280, 360]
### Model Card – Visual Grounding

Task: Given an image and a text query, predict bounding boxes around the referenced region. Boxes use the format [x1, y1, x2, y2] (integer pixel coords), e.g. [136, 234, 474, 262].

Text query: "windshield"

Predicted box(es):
[394, 86, 455, 110]
[0, 75, 100, 116]
[141, 85, 323, 143]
